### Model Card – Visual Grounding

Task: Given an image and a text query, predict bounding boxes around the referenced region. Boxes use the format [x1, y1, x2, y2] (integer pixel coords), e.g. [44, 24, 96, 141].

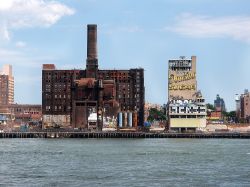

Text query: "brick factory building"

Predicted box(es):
[10, 104, 42, 124]
[42, 25, 144, 130]
[168, 56, 206, 132]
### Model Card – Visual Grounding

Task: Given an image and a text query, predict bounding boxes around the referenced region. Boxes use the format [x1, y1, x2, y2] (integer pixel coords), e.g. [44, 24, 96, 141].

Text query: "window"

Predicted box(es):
[46, 106, 50, 111]
[46, 94, 51, 99]
[45, 84, 51, 92]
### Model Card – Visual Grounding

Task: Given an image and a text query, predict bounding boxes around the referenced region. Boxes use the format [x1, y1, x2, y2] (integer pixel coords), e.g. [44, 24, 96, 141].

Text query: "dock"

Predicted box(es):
[0, 132, 250, 138]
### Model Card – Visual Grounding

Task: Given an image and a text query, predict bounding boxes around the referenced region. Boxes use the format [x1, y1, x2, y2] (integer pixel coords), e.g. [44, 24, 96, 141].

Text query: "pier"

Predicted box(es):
[0, 132, 250, 139]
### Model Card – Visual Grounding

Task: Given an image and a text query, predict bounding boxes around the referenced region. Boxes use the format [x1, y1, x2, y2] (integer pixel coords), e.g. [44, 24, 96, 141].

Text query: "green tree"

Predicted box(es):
[223, 110, 236, 122]
[206, 103, 215, 110]
[228, 111, 236, 118]
[147, 108, 166, 122]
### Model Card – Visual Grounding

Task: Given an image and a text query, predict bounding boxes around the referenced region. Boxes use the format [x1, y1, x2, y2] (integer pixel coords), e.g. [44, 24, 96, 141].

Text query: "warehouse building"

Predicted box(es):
[42, 25, 144, 130]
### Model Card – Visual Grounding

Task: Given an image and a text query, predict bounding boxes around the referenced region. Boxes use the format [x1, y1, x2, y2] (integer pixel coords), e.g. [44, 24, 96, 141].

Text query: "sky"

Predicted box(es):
[0, 0, 250, 111]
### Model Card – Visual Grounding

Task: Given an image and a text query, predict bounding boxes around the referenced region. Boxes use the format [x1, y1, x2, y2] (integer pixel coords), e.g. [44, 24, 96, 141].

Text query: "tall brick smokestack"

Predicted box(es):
[87, 24, 97, 59]
[86, 24, 98, 78]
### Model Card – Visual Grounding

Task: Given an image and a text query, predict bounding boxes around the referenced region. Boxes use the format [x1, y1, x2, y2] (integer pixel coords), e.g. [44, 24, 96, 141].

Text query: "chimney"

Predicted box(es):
[86, 24, 98, 78]
[87, 24, 97, 59]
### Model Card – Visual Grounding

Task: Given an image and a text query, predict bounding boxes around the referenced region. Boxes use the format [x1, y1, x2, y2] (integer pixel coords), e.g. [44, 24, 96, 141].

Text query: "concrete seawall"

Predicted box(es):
[1, 132, 250, 139]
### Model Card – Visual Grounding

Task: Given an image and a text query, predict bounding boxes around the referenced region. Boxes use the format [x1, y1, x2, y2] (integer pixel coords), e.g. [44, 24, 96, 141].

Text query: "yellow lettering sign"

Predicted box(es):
[169, 84, 196, 91]
[169, 72, 196, 83]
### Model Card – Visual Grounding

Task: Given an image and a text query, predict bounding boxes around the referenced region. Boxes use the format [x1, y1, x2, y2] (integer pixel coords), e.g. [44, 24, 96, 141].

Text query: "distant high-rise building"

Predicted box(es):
[214, 94, 226, 112]
[237, 90, 250, 123]
[235, 94, 240, 122]
[168, 56, 206, 132]
[0, 65, 14, 105]
[42, 25, 145, 130]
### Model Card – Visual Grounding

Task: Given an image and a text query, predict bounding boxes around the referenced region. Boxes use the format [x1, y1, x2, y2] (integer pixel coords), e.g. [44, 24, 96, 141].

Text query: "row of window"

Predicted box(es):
[120, 105, 140, 110]
[45, 79, 71, 83]
[170, 67, 191, 71]
[170, 115, 206, 118]
[170, 107, 206, 113]
[45, 94, 71, 99]
[45, 105, 71, 111]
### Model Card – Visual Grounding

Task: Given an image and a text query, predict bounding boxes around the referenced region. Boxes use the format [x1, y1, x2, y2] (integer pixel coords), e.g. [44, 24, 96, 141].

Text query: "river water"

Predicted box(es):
[0, 139, 249, 187]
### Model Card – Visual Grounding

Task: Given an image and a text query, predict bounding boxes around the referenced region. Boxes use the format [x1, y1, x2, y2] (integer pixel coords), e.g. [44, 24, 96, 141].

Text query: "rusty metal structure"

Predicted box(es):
[42, 25, 144, 130]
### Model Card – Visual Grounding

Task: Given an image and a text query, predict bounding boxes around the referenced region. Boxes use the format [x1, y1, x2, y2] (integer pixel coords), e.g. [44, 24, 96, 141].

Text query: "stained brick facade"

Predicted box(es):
[42, 25, 144, 130]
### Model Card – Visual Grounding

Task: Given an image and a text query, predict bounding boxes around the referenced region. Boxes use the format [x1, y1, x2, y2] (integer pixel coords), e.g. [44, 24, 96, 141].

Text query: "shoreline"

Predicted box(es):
[0, 131, 250, 139]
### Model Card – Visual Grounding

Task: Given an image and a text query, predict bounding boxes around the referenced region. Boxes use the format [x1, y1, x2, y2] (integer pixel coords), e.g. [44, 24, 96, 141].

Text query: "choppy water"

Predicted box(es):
[0, 139, 249, 187]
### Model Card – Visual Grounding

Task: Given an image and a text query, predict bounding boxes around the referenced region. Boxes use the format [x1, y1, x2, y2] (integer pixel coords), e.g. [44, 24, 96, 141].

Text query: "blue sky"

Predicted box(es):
[1, 0, 250, 111]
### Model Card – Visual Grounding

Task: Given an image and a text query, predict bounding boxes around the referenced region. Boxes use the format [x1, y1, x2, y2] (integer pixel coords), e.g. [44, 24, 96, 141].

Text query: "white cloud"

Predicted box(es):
[0, 24, 10, 41]
[0, 0, 75, 40]
[167, 13, 250, 43]
[15, 41, 26, 48]
[0, 2, 13, 10]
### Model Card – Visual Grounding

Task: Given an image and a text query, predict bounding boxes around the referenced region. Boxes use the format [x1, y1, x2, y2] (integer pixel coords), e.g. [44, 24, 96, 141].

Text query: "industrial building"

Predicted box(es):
[42, 25, 145, 130]
[10, 104, 42, 124]
[168, 56, 206, 132]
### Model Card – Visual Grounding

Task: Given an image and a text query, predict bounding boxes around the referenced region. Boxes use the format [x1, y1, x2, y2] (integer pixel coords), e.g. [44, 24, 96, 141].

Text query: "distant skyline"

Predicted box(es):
[1, 0, 250, 111]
